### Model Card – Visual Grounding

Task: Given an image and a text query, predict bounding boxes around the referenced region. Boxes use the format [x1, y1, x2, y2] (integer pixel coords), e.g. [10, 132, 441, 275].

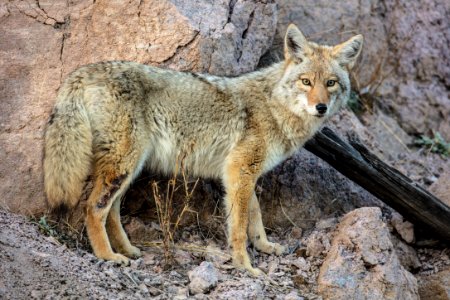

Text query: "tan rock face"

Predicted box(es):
[0, 0, 276, 214]
[318, 207, 419, 300]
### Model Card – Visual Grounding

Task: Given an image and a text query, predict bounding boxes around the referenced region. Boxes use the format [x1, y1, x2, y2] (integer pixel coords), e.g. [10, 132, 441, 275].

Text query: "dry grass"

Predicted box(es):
[151, 153, 199, 264]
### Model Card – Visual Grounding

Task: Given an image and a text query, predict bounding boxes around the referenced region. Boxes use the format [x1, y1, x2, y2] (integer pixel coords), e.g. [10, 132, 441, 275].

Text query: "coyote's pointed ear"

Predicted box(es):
[332, 34, 364, 70]
[284, 24, 311, 62]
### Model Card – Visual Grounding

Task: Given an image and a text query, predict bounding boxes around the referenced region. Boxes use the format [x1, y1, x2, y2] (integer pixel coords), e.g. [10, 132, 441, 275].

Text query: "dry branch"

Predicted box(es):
[304, 127, 450, 242]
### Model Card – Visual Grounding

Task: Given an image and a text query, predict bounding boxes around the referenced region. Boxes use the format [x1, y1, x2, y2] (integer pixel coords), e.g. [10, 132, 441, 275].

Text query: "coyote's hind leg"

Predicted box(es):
[106, 196, 141, 258]
[248, 193, 285, 255]
[85, 173, 133, 265]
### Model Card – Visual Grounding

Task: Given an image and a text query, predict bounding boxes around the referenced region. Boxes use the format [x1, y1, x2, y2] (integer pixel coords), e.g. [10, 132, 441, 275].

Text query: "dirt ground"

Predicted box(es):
[1, 208, 449, 300]
[0, 209, 316, 299]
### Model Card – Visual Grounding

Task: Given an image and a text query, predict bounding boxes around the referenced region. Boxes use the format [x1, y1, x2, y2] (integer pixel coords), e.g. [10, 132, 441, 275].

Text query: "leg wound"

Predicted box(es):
[97, 173, 127, 208]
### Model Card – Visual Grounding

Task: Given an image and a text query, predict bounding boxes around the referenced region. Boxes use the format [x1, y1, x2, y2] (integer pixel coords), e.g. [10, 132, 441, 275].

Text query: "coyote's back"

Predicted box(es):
[44, 61, 243, 211]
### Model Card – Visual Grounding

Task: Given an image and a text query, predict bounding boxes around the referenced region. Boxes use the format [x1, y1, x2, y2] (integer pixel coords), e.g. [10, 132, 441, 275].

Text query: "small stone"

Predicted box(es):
[290, 227, 303, 239]
[170, 270, 182, 278]
[391, 212, 415, 243]
[284, 291, 304, 300]
[174, 249, 193, 265]
[139, 283, 149, 294]
[130, 258, 144, 270]
[142, 253, 155, 265]
[188, 261, 219, 294]
[292, 257, 309, 271]
[148, 287, 161, 296]
[174, 287, 188, 299]
[305, 232, 325, 257]
[268, 260, 279, 274]
[205, 244, 231, 266]
[423, 175, 438, 185]
[30, 290, 41, 299]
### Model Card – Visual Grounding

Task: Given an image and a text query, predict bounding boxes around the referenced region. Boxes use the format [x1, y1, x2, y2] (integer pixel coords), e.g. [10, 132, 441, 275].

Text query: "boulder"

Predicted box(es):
[318, 207, 419, 300]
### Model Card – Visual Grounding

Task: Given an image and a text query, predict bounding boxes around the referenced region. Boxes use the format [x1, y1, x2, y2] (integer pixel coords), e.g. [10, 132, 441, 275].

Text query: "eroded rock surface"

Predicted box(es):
[318, 207, 419, 300]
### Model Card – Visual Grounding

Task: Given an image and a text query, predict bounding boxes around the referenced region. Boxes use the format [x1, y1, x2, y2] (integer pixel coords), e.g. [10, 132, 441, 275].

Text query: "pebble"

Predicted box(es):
[188, 262, 219, 294]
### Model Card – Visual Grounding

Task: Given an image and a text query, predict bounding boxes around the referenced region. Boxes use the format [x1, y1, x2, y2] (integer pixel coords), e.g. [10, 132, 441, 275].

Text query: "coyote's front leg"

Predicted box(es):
[248, 192, 286, 255]
[224, 146, 264, 276]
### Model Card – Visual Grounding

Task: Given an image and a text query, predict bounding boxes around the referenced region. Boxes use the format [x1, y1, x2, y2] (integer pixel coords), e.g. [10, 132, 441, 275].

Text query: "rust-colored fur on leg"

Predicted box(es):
[224, 140, 264, 276]
[86, 166, 141, 264]
[85, 177, 129, 263]
[106, 198, 141, 258]
[248, 193, 285, 255]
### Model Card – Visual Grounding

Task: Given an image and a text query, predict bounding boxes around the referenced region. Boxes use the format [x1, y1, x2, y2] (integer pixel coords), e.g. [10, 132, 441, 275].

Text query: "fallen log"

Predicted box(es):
[304, 126, 450, 243]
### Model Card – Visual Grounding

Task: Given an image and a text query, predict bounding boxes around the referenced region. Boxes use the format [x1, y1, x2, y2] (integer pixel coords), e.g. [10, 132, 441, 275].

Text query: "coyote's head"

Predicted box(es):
[274, 24, 363, 118]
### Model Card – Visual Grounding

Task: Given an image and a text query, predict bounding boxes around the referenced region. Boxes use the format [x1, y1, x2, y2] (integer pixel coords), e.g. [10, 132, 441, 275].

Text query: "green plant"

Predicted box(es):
[414, 132, 450, 156]
[34, 215, 57, 236]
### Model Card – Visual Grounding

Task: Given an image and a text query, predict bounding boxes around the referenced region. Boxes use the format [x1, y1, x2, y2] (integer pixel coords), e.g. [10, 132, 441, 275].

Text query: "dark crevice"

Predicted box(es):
[17, 2, 68, 30]
[137, 0, 143, 18]
[226, 0, 237, 25]
[237, 8, 255, 63]
[158, 31, 200, 65]
[60, 33, 67, 62]
[242, 9, 255, 40]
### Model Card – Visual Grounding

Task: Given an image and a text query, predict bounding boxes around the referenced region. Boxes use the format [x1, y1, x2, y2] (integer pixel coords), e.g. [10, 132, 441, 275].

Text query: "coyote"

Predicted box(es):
[44, 24, 363, 275]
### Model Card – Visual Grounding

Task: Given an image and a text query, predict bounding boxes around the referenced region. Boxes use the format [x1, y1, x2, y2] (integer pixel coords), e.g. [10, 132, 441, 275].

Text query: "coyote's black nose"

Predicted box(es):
[316, 103, 327, 114]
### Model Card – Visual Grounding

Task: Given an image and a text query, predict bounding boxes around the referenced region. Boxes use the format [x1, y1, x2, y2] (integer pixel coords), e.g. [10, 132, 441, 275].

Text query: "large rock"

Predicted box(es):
[272, 0, 450, 139]
[318, 207, 419, 300]
[0, 0, 277, 214]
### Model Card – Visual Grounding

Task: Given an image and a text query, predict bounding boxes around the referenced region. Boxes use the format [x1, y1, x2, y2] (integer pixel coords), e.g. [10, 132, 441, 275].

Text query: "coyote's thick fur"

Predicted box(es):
[44, 24, 363, 275]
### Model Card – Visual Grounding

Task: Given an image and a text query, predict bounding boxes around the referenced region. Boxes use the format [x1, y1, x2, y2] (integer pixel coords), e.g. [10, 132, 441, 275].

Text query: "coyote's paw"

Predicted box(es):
[233, 259, 263, 277]
[123, 246, 142, 259]
[255, 241, 286, 256]
[232, 252, 263, 277]
[99, 253, 130, 266]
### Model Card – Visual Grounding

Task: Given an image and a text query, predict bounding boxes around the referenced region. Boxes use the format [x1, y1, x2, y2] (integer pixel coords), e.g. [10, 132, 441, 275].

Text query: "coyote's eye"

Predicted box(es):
[326, 80, 336, 87]
[302, 79, 311, 86]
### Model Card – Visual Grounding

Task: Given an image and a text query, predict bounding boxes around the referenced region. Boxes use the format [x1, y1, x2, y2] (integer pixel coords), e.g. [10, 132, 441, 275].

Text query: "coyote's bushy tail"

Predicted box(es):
[44, 86, 93, 213]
